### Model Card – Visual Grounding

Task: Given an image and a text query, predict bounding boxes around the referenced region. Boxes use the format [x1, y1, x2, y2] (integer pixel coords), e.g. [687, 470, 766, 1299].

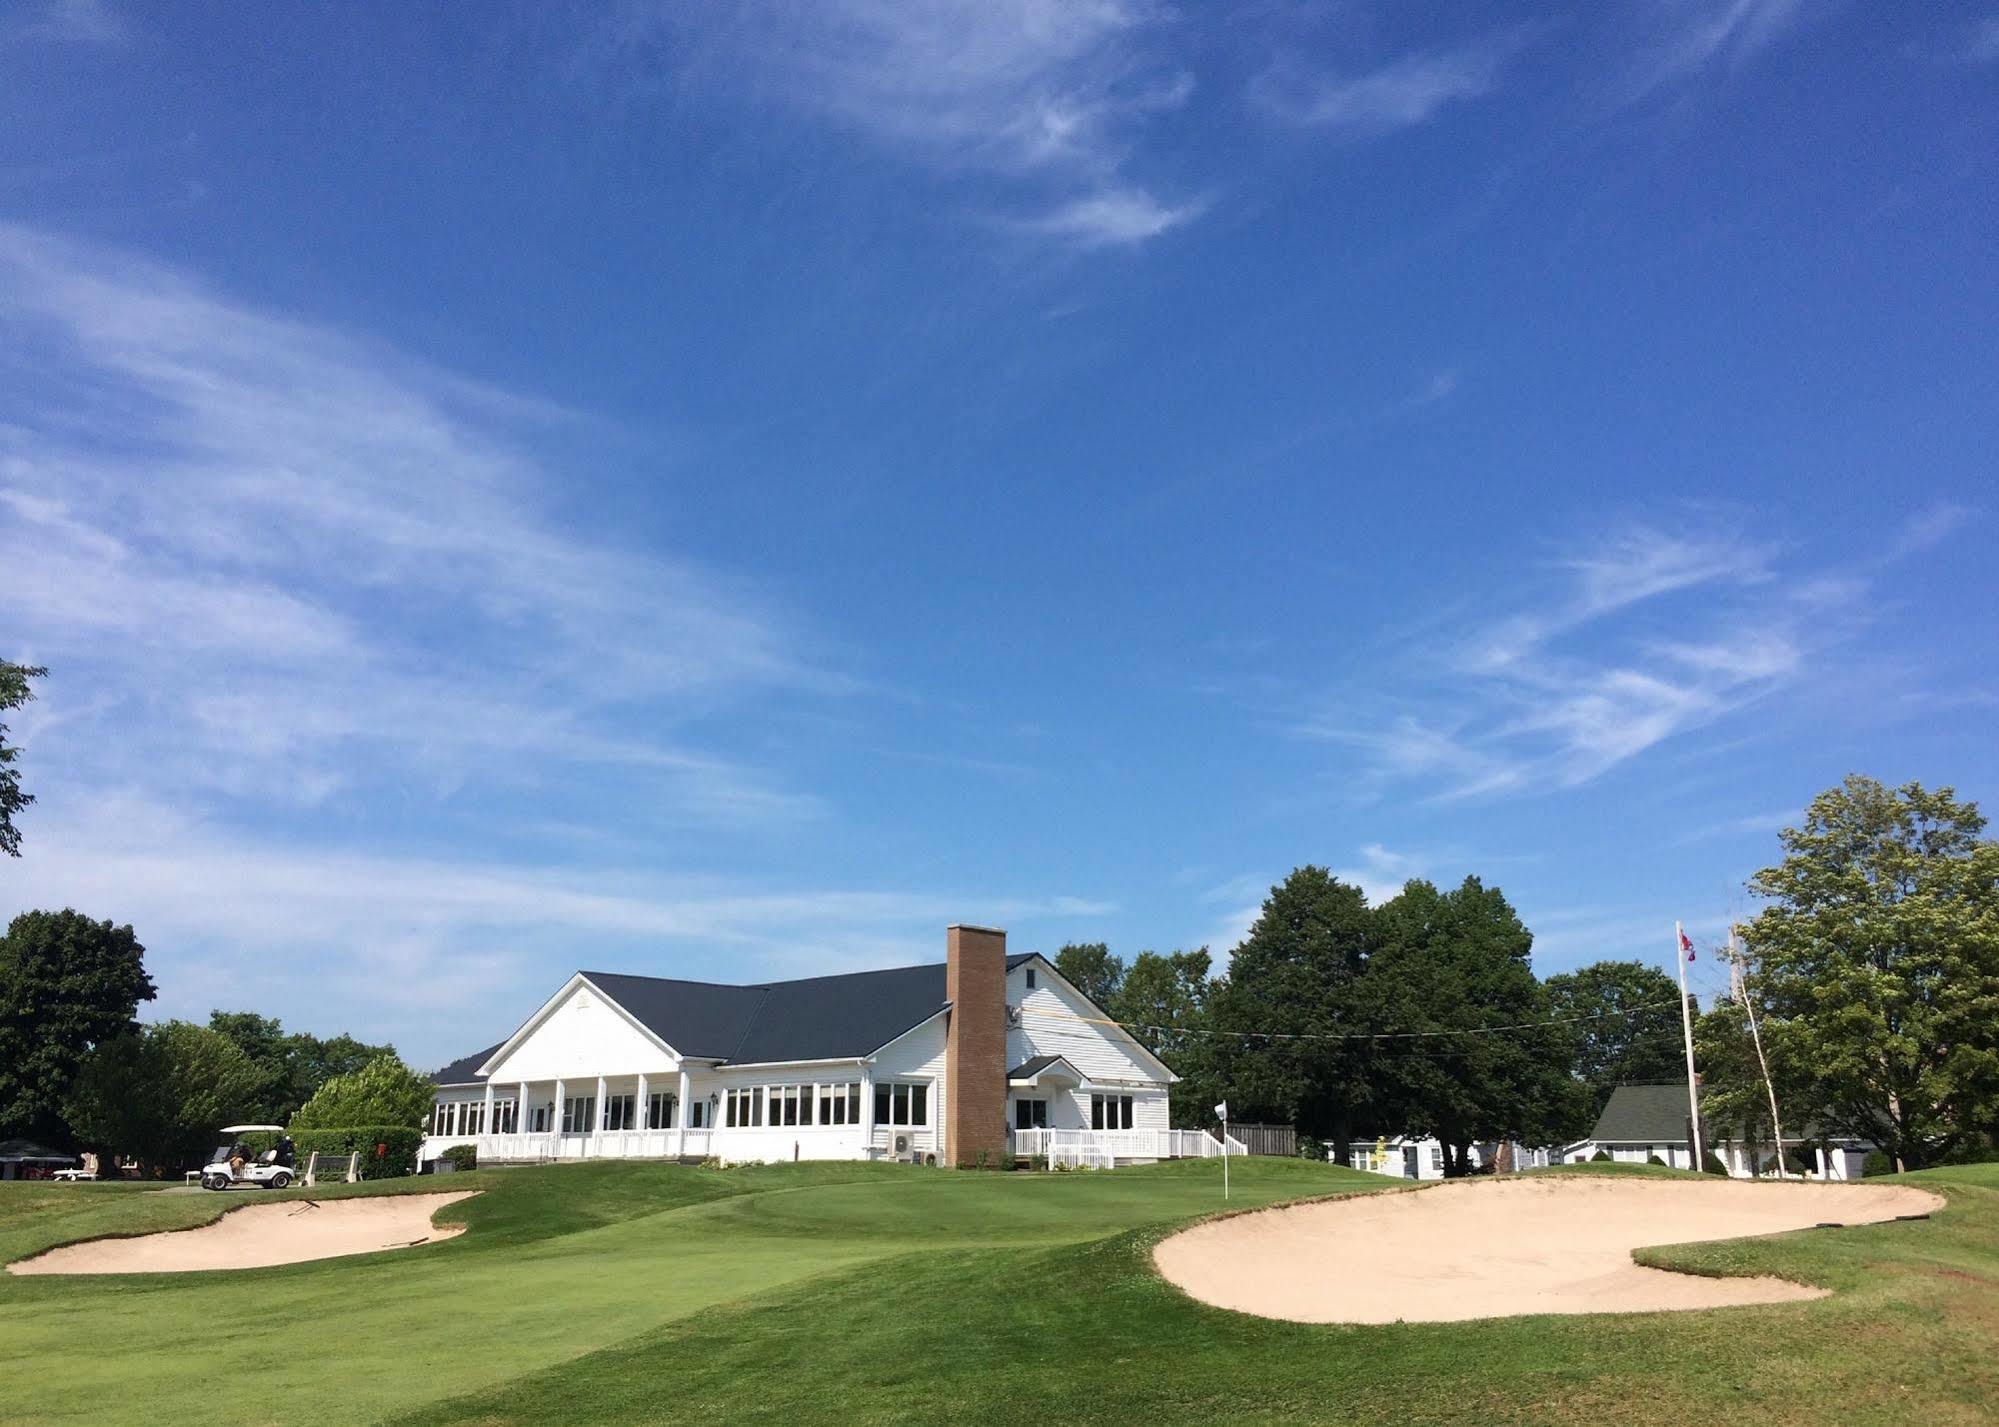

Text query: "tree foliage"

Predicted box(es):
[64, 1022, 263, 1174]
[208, 1010, 396, 1124]
[1744, 776, 1999, 1169]
[289, 1055, 435, 1131]
[1051, 943, 1124, 1010]
[1544, 960, 1686, 1115]
[1370, 877, 1589, 1170]
[1206, 867, 1374, 1146]
[1111, 949, 1219, 1128]
[0, 909, 157, 1144]
[0, 660, 47, 858]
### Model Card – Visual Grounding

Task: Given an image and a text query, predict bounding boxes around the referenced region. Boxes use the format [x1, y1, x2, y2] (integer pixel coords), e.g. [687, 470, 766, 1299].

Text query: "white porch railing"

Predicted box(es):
[425, 1128, 714, 1163]
[1009, 1127, 1240, 1165]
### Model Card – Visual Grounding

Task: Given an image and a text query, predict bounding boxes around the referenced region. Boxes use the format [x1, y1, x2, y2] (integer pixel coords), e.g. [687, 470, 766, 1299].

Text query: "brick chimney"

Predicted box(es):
[943, 924, 1007, 1168]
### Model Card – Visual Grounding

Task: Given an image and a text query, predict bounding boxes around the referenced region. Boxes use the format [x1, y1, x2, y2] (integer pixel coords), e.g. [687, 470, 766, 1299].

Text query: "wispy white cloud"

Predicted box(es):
[1628, 0, 1811, 97]
[21, 792, 1113, 1062]
[0, 223, 828, 822]
[4, 0, 126, 46]
[1887, 500, 1974, 560]
[1251, 29, 1528, 138]
[1303, 524, 1859, 799]
[1022, 185, 1207, 246]
[1970, 16, 1999, 64]
[621, 0, 1200, 248]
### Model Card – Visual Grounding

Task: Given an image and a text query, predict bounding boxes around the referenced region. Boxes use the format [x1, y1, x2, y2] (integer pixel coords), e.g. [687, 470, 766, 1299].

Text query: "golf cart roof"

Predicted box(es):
[219, 1124, 288, 1134]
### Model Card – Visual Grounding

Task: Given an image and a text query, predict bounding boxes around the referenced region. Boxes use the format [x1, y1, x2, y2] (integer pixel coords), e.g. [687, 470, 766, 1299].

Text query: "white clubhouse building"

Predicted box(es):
[421, 926, 1229, 1170]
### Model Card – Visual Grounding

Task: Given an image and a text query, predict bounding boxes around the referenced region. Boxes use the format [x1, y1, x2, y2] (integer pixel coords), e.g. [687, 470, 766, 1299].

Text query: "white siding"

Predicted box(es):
[1005, 962, 1172, 1090]
[485, 980, 681, 1082]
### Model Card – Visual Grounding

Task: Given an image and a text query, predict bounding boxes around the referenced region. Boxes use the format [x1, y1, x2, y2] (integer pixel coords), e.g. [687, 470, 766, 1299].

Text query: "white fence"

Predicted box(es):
[426, 1128, 715, 1163]
[1009, 1127, 1243, 1166]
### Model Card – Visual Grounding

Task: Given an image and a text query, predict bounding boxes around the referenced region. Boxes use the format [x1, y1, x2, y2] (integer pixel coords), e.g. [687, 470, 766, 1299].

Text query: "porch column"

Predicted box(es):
[860, 1066, 875, 1155]
[518, 1082, 530, 1139]
[554, 1078, 566, 1142]
[637, 1072, 649, 1149]
[482, 1083, 494, 1145]
[677, 1067, 692, 1155]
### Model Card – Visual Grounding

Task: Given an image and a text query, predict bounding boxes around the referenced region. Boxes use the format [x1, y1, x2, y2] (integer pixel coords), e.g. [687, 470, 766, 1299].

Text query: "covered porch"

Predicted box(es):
[422, 1068, 714, 1166]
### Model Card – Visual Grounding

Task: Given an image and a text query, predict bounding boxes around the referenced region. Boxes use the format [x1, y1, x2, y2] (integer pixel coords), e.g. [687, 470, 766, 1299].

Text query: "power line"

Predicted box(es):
[1029, 997, 1687, 1046]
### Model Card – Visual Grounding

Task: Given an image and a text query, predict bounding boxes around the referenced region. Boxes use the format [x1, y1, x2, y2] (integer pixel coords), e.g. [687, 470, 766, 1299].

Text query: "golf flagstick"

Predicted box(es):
[1675, 922, 1705, 1171]
[1216, 1100, 1229, 1200]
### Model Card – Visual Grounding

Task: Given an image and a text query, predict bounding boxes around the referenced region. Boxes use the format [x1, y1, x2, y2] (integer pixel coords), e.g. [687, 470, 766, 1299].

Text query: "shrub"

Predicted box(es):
[998, 1151, 1017, 1171]
[440, 1144, 477, 1172]
[290, 1126, 421, 1179]
[1702, 1150, 1729, 1176]
[1646, 1154, 1666, 1167]
[290, 1057, 433, 1131]
[1029, 1153, 1048, 1172]
[1590, 1149, 1612, 1163]
[1863, 1150, 1896, 1177]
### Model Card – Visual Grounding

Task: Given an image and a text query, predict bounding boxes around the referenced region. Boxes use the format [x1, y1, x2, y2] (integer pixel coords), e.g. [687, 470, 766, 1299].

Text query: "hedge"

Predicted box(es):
[289, 1126, 422, 1180]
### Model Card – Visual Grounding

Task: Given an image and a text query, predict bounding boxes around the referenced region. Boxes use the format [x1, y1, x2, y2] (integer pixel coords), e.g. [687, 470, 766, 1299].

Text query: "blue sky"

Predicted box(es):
[2, 0, 1995, 1067]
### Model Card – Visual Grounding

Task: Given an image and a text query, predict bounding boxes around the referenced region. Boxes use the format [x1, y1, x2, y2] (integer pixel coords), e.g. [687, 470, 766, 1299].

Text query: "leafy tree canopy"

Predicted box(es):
[0, 909, 156, 1144]
[1109, 949, 1219, 1128]
[1207, 867, 1374, 1144]
[65, 1021, 262, 1175]
[0, 660, 47, 858]
[289, 1055, 434, 1131]
[208, 1010, 396, 1124]
[1543, 959, 1686, 1114]
[1744, 776, 1999, 1169]
[1052, 942, 1124, 1010]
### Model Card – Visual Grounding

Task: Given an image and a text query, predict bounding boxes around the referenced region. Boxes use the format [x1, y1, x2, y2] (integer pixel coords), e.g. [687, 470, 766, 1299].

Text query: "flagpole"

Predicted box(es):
[1731, 924, 1789, 1179]
[1675, 921, 1706, 1172]
[1222, 1114, 1229, 1201]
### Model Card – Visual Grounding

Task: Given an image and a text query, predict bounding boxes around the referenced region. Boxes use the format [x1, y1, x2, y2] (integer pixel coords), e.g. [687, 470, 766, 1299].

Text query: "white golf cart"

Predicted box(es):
[199, 1125, 298, 1191]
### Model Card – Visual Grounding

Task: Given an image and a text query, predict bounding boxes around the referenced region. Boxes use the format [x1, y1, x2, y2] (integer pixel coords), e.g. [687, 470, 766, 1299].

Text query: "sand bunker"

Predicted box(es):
[1154, 1176, 1943, 1323]
[8, 1191, 479, 1275]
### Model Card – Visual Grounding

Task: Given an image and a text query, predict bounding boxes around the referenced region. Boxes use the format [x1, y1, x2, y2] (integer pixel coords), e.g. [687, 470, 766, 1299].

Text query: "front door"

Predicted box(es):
[1402, 1145, 1419, 1179]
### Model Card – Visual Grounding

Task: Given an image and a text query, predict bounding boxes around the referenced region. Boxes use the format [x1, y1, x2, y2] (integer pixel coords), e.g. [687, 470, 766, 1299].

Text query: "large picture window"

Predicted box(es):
[646, 1092, 676, 1130]
[603, 1093, 635, 1132]
[1090, 1094, 1133, 1130]
[1015, 1098, 1047, 1130]
[875, 1080, 930, 1127]
[561, 1096, 596, 1134]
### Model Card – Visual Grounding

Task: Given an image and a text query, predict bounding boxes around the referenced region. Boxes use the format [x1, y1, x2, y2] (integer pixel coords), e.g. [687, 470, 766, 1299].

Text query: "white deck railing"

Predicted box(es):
[1009, 1127, 1241, 1165]
[425, 1128, 714, 1163]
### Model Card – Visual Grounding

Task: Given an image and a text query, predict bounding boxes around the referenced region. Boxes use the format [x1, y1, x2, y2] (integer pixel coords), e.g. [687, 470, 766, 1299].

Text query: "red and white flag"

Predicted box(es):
[1678, 927, 1696, 962]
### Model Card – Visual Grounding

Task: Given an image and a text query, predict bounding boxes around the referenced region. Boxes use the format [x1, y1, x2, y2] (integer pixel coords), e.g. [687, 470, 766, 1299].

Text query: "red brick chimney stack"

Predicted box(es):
[943, 924, 1008, 1168]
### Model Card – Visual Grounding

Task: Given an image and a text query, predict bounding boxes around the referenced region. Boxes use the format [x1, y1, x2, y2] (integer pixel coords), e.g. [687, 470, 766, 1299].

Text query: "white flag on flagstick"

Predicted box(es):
[1214, 1101, 1228, 1121]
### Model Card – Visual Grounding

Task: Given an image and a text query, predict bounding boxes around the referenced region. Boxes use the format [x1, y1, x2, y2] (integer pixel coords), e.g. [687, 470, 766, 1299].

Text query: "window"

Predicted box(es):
[872, 1080, 931, 1127]
[561, 1096, 596, 1134]
[530, 1103, 550, 1133]
[1015, 1098, 1047, 1130]
[1026, 968, 1036, 989]
[779, 1085, 799, 1126]
[819, 1086, 836, 1124]
[874, 1085, 891, 1126]
[847, 1083, 861, 1124]
[603, 1094, 635, 1132]
[647, 1091, 677, 1129]
[1428, 1146, 1443, 1171]
[466, 1101, 485, 1135]
[493, 1099, 517, 1134]
[725, 1087, 766, 1128]
[1090, 1094, 1133, 1130]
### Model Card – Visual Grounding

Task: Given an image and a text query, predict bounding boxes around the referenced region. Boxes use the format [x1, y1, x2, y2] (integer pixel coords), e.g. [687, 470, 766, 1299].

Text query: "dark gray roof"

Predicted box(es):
[1007, 1054, 1068, 1080]
[1591, 1084, 1698, 1144]
[435, 954, 1039, 1084]
[0, 1137, 75, 1162]
[431, 1043, 505, 1087]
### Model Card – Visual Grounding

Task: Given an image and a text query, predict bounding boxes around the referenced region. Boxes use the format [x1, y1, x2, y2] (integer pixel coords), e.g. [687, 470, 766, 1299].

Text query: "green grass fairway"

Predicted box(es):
[3, 1160, 1994, 1427]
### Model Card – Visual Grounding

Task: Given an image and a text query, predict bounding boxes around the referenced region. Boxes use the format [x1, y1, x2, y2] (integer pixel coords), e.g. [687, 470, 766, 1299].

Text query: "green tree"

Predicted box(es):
[1369, 877, 1586, 1174]
[0, 660, 47, 858]
[1744, 776, 1999, 1169]
[1206, 868, 1374, 1147]
[1693, 997, 1809, 1177]
[1052, 942, 1124, 1009]
[1543, 960, 1687, 1114]
[0, 910, 157, 1144]
[1110, 949, 1218, 1128]
[207, 1010, 396, 1123]
[64, 1022, 263, 1176]
[289, 1055, 434, 1130]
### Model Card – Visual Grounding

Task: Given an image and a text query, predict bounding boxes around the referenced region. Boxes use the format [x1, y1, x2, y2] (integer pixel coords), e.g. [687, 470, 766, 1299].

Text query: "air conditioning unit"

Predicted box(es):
[889, 1132, 912, 1162]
